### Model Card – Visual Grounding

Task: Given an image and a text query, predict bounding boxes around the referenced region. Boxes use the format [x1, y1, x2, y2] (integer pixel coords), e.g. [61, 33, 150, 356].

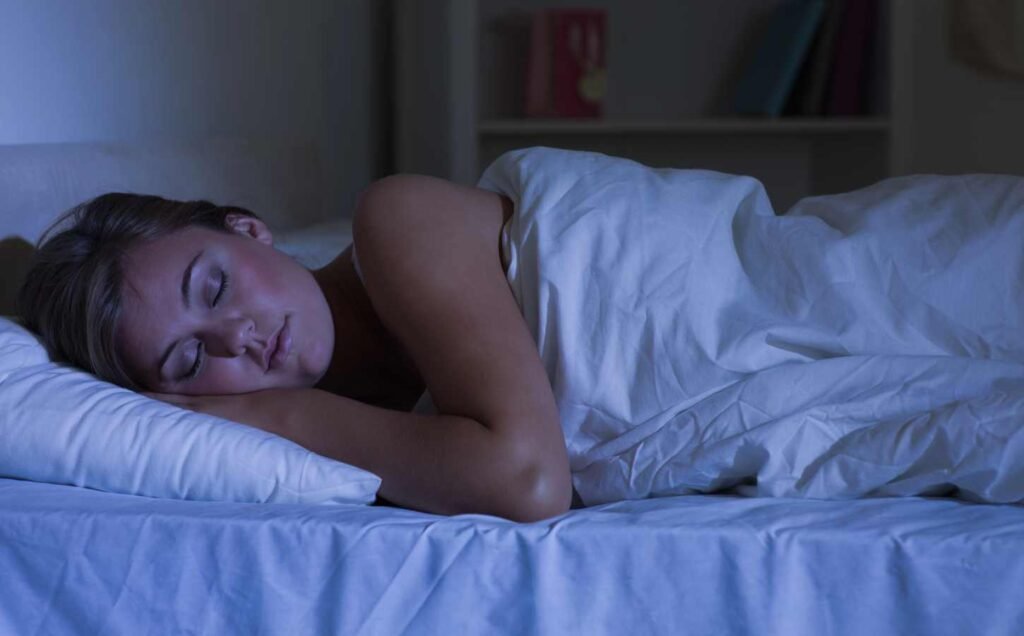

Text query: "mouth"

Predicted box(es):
[264, 318, 292, 372]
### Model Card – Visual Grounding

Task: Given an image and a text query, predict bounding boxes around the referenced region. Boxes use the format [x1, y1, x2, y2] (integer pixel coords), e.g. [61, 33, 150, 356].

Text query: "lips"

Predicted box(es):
[265, 318, 292, 372]
[263, 326, 280, 372]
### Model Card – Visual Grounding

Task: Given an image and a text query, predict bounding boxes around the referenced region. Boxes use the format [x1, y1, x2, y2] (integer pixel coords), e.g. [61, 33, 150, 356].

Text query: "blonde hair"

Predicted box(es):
[17, 193, 259, 390]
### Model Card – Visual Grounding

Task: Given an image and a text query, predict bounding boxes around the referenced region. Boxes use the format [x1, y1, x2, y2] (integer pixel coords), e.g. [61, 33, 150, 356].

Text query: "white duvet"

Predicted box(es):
[458, 146, 1024, 506]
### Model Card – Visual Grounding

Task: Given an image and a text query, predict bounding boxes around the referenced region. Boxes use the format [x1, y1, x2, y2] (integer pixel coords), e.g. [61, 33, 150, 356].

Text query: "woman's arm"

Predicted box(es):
[149, 387, 567, 521]
[350, 174, 573, 519]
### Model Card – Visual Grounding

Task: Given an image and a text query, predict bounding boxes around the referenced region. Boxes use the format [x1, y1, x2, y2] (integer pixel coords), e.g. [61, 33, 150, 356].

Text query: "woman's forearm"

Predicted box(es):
[234, 387, 571, 521]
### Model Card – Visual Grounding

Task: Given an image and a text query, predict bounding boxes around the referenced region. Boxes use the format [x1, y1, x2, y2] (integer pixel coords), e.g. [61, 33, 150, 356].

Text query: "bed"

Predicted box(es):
[2, 140, 1023, 635]
[5, 477, 1023, 634]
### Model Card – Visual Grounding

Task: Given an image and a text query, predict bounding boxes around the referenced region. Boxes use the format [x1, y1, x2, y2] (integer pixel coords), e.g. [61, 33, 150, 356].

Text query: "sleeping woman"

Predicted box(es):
[17, 171, 572, 523]
[18, 146, 1024, 519]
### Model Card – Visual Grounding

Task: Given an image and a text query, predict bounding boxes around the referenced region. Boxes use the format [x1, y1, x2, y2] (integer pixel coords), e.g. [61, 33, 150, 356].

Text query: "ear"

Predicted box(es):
[225, 213, 273, 246]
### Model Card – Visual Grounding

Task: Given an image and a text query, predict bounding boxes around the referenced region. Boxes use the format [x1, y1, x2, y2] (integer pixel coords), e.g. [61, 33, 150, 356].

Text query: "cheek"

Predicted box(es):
[296, 325, 332, 377]
[236, 258, 294, 311]
[249, 262, 330, 353]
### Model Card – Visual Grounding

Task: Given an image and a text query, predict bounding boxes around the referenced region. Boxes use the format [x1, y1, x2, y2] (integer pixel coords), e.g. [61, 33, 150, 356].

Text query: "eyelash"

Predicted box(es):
[183, 271, 230, 381]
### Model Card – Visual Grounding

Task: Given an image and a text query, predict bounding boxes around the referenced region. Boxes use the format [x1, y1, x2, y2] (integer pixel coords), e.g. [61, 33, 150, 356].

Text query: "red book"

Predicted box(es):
[525, 9, 607, 118]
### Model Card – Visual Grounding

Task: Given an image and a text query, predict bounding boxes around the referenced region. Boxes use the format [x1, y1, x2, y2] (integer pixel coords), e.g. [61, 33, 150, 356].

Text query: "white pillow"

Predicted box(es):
[0, 316, 381, 505]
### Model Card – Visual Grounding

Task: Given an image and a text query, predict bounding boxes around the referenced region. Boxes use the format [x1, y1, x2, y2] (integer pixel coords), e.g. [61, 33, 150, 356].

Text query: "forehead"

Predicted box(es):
[122, 226, 223, 276]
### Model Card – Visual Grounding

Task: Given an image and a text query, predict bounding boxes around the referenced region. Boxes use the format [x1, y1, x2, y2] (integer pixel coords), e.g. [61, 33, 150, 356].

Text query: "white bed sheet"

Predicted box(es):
[2, 477, 1021, 635]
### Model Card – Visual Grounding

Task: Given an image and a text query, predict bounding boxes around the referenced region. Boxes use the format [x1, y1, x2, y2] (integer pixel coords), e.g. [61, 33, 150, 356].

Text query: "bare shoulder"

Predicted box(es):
[350, 174, 563, 459]
[353, 174, 513, 270]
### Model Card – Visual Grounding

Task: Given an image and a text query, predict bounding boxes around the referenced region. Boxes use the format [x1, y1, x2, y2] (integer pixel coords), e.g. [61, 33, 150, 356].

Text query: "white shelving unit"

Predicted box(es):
[395, 0, 913, 213]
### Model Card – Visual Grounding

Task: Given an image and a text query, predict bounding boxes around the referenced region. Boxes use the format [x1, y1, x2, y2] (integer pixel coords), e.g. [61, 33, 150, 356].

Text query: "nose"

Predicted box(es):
[201, 316, 256, 358]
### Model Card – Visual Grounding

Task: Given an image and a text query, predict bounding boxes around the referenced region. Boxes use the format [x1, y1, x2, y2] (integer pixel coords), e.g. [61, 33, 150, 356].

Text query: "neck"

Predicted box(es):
[309, 246, 375, 396]
[308, 245, 425, 408]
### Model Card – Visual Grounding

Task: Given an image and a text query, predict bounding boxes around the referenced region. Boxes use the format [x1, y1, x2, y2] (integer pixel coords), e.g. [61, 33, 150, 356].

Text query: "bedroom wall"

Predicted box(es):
[897, 0, 1024, 176]
[0, 0, 389, 221]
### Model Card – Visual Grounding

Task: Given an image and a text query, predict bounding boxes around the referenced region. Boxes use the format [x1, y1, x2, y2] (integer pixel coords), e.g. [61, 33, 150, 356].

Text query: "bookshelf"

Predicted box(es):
[477, 117, 891, 135]
[395, 0, 907, 213]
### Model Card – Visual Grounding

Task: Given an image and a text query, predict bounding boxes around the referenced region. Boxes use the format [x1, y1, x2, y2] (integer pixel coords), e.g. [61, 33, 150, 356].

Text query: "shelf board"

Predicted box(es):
[479, 117, 891, 136]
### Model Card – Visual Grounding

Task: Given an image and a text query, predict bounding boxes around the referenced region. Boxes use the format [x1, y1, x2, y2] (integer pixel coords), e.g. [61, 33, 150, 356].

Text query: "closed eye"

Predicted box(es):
[184, 342, 204, 381]
[181, 271, 230, 382]
[213, 270, 230, 306]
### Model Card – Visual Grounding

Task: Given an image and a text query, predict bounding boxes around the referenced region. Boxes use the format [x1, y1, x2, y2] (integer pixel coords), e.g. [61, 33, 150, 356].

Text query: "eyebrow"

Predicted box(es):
[156, 250, 204, 380]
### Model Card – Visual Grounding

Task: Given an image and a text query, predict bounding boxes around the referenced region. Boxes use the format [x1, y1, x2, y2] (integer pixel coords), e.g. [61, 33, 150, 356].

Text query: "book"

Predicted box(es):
[785, 0, 846, 116]
[525, 9, 607, 118]
[733, 0, 827, 117]
[824, 0, 878, 116]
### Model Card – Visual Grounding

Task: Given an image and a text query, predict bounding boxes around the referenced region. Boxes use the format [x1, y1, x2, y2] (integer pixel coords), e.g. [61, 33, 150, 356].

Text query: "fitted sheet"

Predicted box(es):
[2, 477, 1021, 635]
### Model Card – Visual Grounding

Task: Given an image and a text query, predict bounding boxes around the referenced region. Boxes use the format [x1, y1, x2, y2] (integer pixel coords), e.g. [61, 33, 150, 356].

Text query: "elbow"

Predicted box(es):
[502, 462, 573, 523]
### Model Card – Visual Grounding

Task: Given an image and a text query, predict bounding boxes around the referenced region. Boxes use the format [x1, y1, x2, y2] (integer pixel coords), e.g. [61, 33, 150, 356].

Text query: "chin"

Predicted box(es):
[283, 358, 327, 390]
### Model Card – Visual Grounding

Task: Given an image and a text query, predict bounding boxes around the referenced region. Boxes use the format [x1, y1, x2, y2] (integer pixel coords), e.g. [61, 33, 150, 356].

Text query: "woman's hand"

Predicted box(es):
[143, 390, 288, 437]
[143, 391, 198, 410]
[144, 391, 227, 416]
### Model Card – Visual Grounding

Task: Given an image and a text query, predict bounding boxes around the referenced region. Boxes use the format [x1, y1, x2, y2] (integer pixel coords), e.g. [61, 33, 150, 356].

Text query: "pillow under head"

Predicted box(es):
[0, 316, 380, 505]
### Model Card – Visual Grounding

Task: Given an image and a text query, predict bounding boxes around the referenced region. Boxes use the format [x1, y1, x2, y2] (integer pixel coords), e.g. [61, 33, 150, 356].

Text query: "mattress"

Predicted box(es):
[2, 477, 1021, 635]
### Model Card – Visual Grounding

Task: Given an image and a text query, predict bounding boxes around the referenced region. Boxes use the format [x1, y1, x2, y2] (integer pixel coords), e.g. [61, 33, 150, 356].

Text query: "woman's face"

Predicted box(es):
[115, 215, 335, 395]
